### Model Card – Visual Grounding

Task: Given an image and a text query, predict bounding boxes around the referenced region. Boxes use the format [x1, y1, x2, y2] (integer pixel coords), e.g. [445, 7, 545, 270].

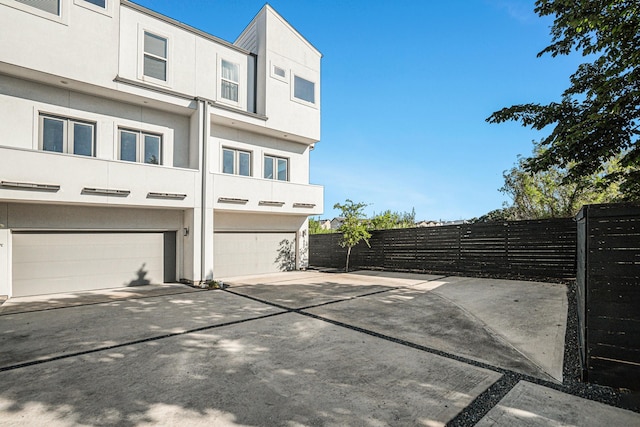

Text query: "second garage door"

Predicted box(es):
[214, 232, 296, 278]
[12, 232, 165, 297]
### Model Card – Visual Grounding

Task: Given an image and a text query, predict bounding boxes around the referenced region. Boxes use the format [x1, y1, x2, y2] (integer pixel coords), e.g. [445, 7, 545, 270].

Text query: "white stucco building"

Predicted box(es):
[0, 0, 323, 297]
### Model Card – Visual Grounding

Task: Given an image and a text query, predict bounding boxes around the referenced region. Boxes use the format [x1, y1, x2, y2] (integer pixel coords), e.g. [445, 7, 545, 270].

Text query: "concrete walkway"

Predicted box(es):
[0, 271, 637, 426]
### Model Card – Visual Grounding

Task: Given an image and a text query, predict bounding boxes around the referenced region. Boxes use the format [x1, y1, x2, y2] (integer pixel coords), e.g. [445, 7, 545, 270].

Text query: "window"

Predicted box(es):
[143, 31, 167, 81]
[293, 75, 315, 104]
[39, 114, 95, 157]
[221, 60, 239, 102]
[222, 148, 251, 176]
[15, 0, 59, 15]
[83, 0, 105, 7]
[264, 155, 288, 181]
[119, 129, 161, 165]
[273, 66, 286, 78]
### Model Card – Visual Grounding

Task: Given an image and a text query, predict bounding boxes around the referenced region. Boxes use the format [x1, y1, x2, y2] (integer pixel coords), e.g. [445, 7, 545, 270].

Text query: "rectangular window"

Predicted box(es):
[119, 129, 162, 165]
[83, 0, 105, 7]
[293, 75, 315, 104]
[143, 31, 167, 81]
[15, 0, 59, 15]
[222, 148, 251, 176]
[221, 60, 239, 102]
[274, 66, 286, 78]
[264, 155, 288, 181]
[40, 114, 95, 157]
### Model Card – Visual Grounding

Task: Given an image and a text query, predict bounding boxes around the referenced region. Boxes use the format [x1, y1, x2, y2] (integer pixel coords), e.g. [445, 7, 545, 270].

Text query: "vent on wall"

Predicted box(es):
[82, 187, 130, 197]
[293, 203, 316, 208]
[259, 200, 285, 207]
[218, 197, 249, 204]
[1, 180, 60, 192]
[147, 192, 187, 200]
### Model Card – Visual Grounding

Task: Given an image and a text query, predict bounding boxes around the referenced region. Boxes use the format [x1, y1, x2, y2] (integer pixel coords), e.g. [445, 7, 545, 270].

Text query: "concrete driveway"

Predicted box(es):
[0, 271, 638, 426]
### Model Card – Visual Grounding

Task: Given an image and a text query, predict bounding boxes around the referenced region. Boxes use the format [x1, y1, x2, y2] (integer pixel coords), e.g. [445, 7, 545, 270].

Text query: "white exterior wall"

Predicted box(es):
[0, 0, 323, 293]
[0, 74, 192, 168]
[0, 0, 119, 88]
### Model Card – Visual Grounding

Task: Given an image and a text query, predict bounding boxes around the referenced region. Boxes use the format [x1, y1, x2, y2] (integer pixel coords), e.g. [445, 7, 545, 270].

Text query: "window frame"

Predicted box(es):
[263, 155, 289, 182]
[138, 26, 171, 86]
[74, 0, 111, 16]
[118, 128, 163, 165]
[143, 31, 168, 82]
[220, 59, 240, 104]
[270, 62, 287, 83]
[38, 113, 96, 157]
[222, 147, 252, 177]
[2, 0, 67, 24]
[291, 74, 317, 107]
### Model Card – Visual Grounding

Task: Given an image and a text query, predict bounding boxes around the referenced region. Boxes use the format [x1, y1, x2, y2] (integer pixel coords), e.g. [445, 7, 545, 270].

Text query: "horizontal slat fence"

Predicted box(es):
[576, 203, 640, 390]
[310, 218, 576, 280]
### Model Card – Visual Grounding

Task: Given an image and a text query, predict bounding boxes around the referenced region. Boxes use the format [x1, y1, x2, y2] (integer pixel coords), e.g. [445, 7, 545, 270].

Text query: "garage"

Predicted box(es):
[214, 232, 296, 278]
[11, 232, 175, 297]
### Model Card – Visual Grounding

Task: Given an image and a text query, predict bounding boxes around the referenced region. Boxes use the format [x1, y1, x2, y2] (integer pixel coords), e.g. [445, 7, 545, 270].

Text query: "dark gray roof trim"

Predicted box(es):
[122, 1, 250, 55]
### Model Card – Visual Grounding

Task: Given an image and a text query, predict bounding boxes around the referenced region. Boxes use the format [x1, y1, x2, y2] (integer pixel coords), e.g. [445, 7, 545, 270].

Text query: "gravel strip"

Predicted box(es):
[446, 281, 639, 426]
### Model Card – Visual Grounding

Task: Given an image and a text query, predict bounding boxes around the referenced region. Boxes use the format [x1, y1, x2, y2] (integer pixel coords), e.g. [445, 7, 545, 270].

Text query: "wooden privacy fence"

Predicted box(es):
[310, 218, 577, 280]
[576, 203, 640, 390]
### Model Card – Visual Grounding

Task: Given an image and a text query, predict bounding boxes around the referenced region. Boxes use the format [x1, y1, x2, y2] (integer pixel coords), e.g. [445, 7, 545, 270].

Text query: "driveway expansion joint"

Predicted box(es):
[0, 288, 207, 316]
[0, 310, 284, 373]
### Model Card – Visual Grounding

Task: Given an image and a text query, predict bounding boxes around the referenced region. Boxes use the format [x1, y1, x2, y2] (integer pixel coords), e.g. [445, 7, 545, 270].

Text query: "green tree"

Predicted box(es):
[499, 145, 622, 220]
[333, 200, 371, 272]
[487, 0, 640, 199]
[369, 208, 416, 230]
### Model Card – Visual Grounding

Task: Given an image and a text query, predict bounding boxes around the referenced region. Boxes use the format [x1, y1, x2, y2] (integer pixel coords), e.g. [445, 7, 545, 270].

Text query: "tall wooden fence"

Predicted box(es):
[310, 218, 577, 280]
[576, 203, 640, 390]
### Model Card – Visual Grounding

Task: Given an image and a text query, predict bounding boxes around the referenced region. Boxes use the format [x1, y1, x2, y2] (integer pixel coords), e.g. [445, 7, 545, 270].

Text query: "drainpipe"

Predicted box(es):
[200, 99, 208, 283]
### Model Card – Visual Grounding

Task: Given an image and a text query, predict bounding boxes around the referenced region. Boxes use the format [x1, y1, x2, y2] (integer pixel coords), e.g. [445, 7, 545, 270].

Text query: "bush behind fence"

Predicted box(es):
[309, 218, 577, 280]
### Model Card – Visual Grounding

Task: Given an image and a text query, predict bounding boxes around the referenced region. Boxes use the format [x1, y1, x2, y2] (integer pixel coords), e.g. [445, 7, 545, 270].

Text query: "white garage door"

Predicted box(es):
[214, 232, 296, 278]
[12, 232, 164, 297]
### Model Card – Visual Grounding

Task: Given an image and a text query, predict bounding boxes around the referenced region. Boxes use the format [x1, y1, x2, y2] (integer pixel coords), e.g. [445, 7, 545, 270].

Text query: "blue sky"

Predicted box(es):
[134, 0, 585, 221]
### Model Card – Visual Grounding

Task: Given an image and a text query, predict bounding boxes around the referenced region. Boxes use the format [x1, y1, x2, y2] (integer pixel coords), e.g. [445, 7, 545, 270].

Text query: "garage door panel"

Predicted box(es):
[214, 232, 295, 278]
[12, 233, 164, 297]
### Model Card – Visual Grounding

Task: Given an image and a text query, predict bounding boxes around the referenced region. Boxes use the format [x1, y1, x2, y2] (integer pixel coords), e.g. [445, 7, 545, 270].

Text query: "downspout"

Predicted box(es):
[200, 99, 208, 283]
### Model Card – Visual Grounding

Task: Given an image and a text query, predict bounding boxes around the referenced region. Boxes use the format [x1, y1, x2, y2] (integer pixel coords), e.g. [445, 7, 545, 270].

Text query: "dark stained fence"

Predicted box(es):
[310, 218, 576, 280]
[576, 203, 640, 390]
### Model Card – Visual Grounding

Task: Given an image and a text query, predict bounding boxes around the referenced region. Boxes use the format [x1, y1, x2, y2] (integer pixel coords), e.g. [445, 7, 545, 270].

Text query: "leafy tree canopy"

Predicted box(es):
[487, 0, 640, 199]
[498, 144, 623, 220]
[368, 208, 416, 230]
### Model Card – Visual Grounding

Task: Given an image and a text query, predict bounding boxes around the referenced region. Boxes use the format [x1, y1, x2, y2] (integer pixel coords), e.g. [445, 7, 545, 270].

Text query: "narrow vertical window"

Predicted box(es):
[73, 122, 94, 156]
[238, 151, 251, 176]
[144, 134, 161, 164]
[42, 117, 65, 153]
[143, 32, 167, 81]
[120, 130, 138, 162]
[221, 60, 239, 102]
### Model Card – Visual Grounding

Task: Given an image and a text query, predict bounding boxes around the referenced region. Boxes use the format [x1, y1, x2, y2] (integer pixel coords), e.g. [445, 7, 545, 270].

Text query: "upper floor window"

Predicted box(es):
[221, 60, 239, 102]
[15, 0, 59, 15]
[143, 31, 167, 81]
[293, 75, 315, 105]
[39, 114, 95, 157]
[222, 148, 251, 176]
[83, 0, 105, 7]
[119, 129, 162, 165]
[264, 155, 288, 181]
